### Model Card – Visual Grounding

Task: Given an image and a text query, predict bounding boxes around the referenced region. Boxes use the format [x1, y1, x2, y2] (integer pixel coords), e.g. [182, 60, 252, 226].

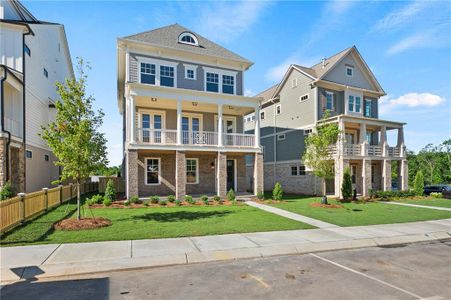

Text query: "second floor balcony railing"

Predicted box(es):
[328, 143, 403, 158]
[137, 128, 255, 148]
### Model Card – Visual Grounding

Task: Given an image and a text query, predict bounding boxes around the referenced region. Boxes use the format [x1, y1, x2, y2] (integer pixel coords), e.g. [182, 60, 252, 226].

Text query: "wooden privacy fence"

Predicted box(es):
[98, 177, 125, 194]
[0, 182, 98, 234]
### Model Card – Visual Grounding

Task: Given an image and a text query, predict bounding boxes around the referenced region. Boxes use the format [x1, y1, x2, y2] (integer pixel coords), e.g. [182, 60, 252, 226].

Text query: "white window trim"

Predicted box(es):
[325, 91, 335, 111]
[214, 115, 236, 133]
[299, 94, 309, 102]
[26, 149, 33, 159]
[277, 133, 286, 141]
[304, 128, 313, 136]
[182, 112, 204, 132]
[364, 98, 373, 117]
[348, 95, 355, 112]
[186, 158, 199, 184]
[178, 32, 199, 46]
[203, 66, 237, 95]
[292, 77, 298, 88]
[138, 109, 167, 130]
[138, 57, 178, 88]
[344, 89, 363, 115]
[145, 157, 161, 185]
[346, 66, 354, 77]
[276, 104, 282, 115]
[290, 165, 298, 177]
[183, 64, 197, 80]
[44, 154, 49, 162]
[260, 111, 265, 120]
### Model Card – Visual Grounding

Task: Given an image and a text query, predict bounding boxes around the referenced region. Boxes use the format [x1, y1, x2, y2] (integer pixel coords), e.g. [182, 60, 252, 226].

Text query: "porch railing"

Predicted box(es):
[344, 144, 361, 156]
[368, 145, 382, 156]
[388, 146, 400, 157]
[137, 129, 255, 148]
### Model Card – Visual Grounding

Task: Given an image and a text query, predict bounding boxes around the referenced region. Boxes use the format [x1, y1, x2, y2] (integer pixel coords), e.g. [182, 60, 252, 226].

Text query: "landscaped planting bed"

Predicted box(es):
[388, 197, 451, 208]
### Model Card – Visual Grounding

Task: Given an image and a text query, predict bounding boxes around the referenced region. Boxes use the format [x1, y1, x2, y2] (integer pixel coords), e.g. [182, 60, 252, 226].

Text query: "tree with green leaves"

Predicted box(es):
[41, 58, 108, 220]
[341, 166, 352, 202]
[414, 170, 424, 196]
[303, 111, 340, 201]
[272, 182, 283, 200]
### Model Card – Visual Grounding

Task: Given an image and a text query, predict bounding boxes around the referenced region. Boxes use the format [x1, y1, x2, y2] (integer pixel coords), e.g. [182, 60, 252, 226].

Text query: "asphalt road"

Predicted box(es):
[2, 240, 450, 300]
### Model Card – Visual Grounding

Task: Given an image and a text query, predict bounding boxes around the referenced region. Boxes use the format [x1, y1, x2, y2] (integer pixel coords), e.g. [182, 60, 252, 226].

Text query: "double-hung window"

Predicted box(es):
[348, 95, 354, 112]
[206, 72, 219, 92]
[186, 159, 198, 184]
[326, 91, 334, 110]
[222, 75, 234, 94]
[141, 62, 156, 85]
[291, 166, 298, 176]
[355, 96, 361, 113]
[291, 165, 306, 176]
[160, 65, 174, 87]
[299, 165, 306, 175]
[365, 99, 372, 117]
[146, 158, 160, 185]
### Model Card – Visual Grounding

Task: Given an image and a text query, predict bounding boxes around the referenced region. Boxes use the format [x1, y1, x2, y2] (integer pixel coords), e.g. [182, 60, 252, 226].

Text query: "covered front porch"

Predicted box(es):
[125, 149, 263, 199]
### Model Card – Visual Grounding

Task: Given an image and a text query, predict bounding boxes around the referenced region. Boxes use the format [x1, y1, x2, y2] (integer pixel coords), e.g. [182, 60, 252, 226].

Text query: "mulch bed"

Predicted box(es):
[310, 202, 344, 209]
[54, 217, 112, 231]
[88, 200, 241, 209]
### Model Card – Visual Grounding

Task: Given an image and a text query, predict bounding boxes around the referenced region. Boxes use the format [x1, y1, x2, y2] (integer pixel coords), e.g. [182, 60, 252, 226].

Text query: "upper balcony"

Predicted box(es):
[124, 83, 262, 152]
[324, 114, 406, 160]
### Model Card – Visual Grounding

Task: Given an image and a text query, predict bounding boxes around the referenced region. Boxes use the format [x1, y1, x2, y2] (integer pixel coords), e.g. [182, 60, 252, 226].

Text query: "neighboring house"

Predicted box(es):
[0, 0, 73, 193]
[244, 46, 408, 198]
[117, 24, 263, 199]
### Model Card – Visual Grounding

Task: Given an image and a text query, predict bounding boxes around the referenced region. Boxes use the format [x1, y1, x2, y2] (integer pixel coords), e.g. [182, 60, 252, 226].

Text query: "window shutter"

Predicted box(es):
[333, 93, 337, 112]
[321, 92, 326, 112]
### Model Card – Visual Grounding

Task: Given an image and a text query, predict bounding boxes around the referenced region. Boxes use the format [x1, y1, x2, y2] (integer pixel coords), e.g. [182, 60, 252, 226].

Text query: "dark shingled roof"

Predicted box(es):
[121, 24, 252, 65]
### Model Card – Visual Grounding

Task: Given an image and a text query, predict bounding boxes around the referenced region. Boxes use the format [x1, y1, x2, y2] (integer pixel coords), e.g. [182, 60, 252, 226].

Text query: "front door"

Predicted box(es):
[226, 160, 235, 191]
[182, 116, 201, 144]
[141, 112, 164, 143]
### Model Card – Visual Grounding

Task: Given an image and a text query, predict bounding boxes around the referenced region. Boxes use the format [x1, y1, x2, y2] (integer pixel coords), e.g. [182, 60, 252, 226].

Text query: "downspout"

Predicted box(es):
[0, 68, 12, 183]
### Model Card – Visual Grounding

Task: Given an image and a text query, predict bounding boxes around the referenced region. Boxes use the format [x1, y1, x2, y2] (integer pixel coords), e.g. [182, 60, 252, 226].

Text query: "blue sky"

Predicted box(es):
[25, 0, 450, 166]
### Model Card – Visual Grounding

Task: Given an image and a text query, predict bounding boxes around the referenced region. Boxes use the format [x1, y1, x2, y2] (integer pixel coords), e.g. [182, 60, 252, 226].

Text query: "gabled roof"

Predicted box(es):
[120, 24, 252, 66]
[255, 84, 278, 102]
[267, 46, 385, 100]
[2, 0, 39, 23]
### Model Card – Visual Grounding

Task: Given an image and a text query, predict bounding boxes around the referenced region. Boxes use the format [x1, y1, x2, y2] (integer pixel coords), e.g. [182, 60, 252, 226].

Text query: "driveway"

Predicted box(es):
[2, 240, 450, 300]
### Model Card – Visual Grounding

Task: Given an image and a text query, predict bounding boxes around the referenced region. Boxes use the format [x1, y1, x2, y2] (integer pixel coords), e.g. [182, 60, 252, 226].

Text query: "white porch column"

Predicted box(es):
[217, 104, 223, 147]
[130, 96, 136, 143]
[397, 126, 405, 157]
[254, 105, 260, 148]
[176, 99, 182, 145]
[380, 125, 388, 156]
[338, 117, 345, 156]
[359, 122, 368, 156]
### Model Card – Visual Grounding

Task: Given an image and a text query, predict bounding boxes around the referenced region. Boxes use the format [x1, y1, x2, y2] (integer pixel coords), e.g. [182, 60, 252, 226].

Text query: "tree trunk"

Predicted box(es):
[77, 182, 81, 220]
[322, 178, 326, 197]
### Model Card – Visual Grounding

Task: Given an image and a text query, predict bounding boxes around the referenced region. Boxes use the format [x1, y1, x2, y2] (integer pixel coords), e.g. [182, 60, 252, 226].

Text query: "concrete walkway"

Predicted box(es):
[245, 201, 339, 229]
[383, 201, 451, 211]
[1, 219, 450, 284]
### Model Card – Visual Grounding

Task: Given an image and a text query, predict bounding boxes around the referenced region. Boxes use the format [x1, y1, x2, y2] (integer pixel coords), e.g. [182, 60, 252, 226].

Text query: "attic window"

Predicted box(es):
[179, 32, 199, 46]
[346, 66, 354, 77]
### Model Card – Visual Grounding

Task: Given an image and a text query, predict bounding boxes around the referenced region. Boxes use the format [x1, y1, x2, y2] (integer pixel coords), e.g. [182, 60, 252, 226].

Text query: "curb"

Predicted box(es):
[1, 233, 449, 284]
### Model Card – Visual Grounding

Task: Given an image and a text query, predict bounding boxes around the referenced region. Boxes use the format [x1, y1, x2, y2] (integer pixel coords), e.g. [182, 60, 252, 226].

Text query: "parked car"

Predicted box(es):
[423, 185, 449, 195]
[442, 186, 451, 199]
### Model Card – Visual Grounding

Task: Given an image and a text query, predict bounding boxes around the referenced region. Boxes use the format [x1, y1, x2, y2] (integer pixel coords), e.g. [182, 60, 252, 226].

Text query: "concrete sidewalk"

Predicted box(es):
[383, 201, 451, 211]
[245, 201, 338, 228]
[1, 219, 450, 284]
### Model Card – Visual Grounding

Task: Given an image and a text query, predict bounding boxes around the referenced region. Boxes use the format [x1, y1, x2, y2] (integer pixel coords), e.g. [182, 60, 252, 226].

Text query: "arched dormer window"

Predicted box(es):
[178, 32, 199, 46]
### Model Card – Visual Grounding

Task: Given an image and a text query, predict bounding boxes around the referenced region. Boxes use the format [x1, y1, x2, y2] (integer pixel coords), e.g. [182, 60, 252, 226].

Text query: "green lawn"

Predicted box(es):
[0, 196, 314, 247]
[389, 197, 451, 208]
[268, 195, 451, 227]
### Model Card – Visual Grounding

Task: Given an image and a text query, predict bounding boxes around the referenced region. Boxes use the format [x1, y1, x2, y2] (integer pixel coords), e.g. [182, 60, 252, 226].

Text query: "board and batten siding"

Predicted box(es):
[128, 53, 243, 95]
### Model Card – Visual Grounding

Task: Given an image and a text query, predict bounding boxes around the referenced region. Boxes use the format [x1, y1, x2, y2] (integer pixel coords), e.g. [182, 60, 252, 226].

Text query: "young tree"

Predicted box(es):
[341, 166, 352, 202]
[41, 58, 108, 220]
[414, 170, 424, 196]
[303, 112, 340, 202]
[272, 182, 283, 201]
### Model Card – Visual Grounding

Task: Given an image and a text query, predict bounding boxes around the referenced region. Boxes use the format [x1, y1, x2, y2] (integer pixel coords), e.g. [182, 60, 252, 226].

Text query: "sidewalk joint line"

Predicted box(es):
[40, 244, 61, 265]
[130, 240, 133, 258]
[309, 253, 424, 299]
[240, 234, 261, 247]
[188, 238, 201, 252]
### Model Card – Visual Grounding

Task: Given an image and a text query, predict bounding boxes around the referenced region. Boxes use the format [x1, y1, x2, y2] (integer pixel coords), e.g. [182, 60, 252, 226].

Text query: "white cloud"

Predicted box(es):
[386, 30, 434, 55]
[379, 93, 445, 114]
[196, 1, 271, 43]
[244, 89, 255, 97]
[374, 1, 428, 32]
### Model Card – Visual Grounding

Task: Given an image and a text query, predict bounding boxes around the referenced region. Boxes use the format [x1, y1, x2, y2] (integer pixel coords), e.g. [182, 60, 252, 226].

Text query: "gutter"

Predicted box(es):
[0, 67, 12, 183]
[22, 29, 33, 192]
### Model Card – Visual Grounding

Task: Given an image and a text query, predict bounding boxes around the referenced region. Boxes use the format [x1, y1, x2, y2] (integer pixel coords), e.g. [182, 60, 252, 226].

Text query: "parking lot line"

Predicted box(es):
[310, 253, 424, 299]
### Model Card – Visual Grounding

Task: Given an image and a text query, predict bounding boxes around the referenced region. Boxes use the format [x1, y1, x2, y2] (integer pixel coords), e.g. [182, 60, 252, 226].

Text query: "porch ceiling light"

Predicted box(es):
[228, 106, 234, 110]
[210, 162, 215, 169]
[151, 97, 157, 102]
[192, 102, 198, 106]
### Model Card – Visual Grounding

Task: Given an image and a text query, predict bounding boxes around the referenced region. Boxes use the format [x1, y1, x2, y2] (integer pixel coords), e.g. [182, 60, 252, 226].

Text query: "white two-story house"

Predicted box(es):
[117, 24, 263, 199]
[0, 0, 73, 193]
[245, 46, 408, 198]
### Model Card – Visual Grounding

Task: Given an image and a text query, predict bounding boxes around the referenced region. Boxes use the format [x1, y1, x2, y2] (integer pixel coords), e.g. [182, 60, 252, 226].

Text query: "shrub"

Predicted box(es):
[129, 195, 139, 204]
[104, 179, 116, 201]
[227, 189, 235, 201]
[414, 171, 424, 196]
[272, 182, 283, 201]
[185, 195, 195, 205]
[430, 192, 443, 198]
[341, 167, 352, 202]
[201, 195, 209, 205]
[167, 195, 176, 203]
[372, 190, 416, 200]
[175, 199, 182, 206]
[0, 182, 14, 200]
[256, 191, 265, 200]
[103, 198, 112, 206]
[144, 202, 149, 207]
[87, 194, 103, 205]
[159, 199, 167, 206]
[124, 200, 130, 206]
[232, 199, 237, 205]
[150, 196, 159, 204]
[213, 195, 221, 202]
